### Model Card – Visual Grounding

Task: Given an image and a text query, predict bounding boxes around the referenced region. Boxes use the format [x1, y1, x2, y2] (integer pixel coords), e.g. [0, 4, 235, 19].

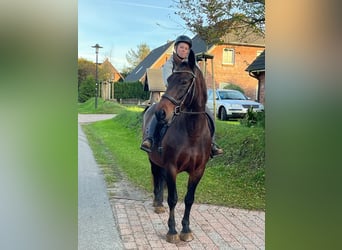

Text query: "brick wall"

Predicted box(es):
[200, 44, 264, 100]
[258, 73, 265, 105]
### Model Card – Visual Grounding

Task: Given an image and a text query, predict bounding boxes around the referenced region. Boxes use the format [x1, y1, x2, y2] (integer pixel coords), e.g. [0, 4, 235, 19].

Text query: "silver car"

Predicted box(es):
[207, 89, 264, 120]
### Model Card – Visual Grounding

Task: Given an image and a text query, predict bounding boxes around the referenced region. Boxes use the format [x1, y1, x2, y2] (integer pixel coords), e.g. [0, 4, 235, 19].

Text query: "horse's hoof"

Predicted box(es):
[152, 200, 163, 207]
[154, 206, 166, 214]
[180, 232, 194, 242]
[166, 233, 180, 243]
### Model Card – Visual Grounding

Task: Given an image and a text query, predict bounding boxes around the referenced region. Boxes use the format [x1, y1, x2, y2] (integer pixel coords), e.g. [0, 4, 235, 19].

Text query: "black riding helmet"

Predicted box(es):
[174, 35, 192, 48]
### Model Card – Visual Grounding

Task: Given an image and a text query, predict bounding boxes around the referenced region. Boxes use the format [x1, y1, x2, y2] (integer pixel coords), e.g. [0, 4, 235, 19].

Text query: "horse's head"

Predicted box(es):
[155, 50, 207, 123]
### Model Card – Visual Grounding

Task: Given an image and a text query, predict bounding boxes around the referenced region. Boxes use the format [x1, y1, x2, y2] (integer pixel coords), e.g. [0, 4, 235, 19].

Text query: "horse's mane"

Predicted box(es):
[194, 65, 207, 109]
[187, 49, 207, 109]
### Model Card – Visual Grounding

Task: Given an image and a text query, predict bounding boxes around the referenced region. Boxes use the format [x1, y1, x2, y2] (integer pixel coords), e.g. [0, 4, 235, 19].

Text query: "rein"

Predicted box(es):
[162, 70, 206, 116]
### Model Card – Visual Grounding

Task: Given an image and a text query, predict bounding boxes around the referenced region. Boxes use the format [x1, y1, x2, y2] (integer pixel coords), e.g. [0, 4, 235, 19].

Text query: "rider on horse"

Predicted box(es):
[140, 35, 223, 157]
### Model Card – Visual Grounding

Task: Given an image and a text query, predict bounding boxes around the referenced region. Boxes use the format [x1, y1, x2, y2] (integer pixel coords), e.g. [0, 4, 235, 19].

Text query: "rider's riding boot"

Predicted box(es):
[205, 107, 223, 156]
[140, 115, 158, 153]
[211, 141, 223, 157]
[141, 138, 152, 152]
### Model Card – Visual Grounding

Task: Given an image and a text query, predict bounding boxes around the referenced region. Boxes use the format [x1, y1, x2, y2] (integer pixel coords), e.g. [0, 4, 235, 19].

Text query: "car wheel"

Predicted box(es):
[219, 107, 228, 120]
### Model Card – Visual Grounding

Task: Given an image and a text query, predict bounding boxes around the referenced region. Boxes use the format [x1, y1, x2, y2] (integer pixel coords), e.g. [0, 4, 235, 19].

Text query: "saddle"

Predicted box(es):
[152, 112, 214, 153]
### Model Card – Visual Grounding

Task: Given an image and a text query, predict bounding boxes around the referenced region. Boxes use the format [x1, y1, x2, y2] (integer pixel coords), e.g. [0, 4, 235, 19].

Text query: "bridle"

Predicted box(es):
[161, 70, 206, 116]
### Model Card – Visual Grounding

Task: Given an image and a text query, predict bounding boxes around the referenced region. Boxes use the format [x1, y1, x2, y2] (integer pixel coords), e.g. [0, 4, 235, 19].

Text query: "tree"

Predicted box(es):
[119, 67, 131, 79]
[232, 0, 265, 36]
[78, 58, 95, 101]
[98, 58, 118, 82]
[78, 58, 95, 86]
[125, 43, 150, 72]
[173, 0, 265, 45]
[78, 57, 118, 102]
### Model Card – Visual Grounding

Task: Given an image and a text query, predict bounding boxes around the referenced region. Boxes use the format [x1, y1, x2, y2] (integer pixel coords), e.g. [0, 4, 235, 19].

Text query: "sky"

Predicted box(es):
[78, 0, 194, 71]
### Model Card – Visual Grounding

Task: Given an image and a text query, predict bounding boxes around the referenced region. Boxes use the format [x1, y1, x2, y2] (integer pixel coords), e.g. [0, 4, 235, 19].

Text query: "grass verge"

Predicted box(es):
[80, 98, 265, 210]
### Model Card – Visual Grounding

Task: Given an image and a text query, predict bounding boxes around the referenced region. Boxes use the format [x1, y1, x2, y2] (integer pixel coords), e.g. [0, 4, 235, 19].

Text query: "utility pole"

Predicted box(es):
[91, 44, 103, 109]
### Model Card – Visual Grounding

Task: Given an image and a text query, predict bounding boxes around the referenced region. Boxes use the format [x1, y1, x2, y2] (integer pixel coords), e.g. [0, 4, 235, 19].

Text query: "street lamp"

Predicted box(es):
[91, 43, 103, 109]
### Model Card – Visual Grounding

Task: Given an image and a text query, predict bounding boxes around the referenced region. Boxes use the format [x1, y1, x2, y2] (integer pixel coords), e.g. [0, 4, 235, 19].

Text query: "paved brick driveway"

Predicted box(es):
[107, 172, 265, 250]
[110, 197, 264, 250]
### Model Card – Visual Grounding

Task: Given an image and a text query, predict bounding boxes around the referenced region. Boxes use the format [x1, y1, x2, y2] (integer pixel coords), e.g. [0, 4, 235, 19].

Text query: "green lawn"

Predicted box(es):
[79, 98, 265, 210]
[78, 98, 126, 114]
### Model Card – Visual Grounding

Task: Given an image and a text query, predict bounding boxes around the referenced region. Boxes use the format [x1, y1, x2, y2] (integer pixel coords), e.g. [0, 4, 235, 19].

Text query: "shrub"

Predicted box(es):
[114, 81, 149, 101]
[240, 108, 265, 128]
[223, 83, 245, 94]
[78, 76, 95, 103]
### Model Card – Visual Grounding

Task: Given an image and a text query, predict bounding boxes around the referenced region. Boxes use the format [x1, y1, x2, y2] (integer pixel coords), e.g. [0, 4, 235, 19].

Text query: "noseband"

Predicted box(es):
[161, 70, 205, 116]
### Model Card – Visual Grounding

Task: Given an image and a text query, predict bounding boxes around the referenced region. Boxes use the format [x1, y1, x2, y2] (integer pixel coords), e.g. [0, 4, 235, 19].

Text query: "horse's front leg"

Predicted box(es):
[165, 171, 179, 243]
[180, 174, 203, 242]
[151, 161, 166, 214]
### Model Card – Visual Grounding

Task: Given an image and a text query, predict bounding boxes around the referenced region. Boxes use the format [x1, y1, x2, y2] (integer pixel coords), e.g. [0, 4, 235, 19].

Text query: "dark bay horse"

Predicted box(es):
[142, 50, 212, 243]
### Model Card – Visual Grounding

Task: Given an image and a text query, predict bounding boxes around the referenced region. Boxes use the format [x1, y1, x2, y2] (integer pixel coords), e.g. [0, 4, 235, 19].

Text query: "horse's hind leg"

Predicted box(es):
[180, 174, 203, 242]
[150, 161, 166, 213]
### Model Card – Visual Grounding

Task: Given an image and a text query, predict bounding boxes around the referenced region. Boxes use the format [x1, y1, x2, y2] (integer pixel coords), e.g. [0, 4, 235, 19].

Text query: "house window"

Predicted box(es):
[222, 48, 234, 65]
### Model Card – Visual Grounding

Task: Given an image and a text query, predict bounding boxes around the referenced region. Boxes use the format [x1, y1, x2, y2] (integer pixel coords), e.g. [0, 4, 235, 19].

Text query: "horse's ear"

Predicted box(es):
[188, 49, 195, 71]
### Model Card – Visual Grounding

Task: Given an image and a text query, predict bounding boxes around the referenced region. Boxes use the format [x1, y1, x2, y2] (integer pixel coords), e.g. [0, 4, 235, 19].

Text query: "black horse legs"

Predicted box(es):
[151, 162, 166, 212]
[180, 178, 201, 241]
[165, 171, 179, 243]
[151, 162, 204, 243]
